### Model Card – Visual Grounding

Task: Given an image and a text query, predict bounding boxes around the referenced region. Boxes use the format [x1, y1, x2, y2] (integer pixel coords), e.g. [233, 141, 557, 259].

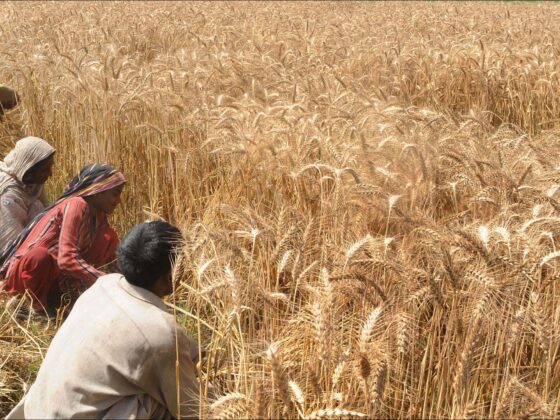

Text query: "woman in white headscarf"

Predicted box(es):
[0, 136, 55, 255]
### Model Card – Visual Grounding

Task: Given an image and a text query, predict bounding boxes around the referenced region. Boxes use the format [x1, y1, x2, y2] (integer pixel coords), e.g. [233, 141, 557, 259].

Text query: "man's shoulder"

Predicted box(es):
[93, 274, 178, 348]
[51, 275, 147, 353]
[62, 274, 167, 354]
[83, 272, 122, 297]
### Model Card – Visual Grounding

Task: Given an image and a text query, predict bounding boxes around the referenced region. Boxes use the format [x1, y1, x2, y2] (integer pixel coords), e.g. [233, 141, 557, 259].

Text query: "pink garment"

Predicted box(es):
[2, 197, 119, 311]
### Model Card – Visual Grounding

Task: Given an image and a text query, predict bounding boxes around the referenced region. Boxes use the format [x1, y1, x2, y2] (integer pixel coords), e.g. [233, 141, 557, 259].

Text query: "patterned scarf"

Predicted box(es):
[0, 163, 126, 271]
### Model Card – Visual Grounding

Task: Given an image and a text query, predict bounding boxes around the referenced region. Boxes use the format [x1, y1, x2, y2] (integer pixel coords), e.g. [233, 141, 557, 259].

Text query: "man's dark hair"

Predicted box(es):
[117, 221, 182, 290]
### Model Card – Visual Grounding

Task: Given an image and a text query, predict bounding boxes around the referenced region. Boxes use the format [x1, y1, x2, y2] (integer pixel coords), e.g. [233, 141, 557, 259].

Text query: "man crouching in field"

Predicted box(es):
[7, 221, 200, 419]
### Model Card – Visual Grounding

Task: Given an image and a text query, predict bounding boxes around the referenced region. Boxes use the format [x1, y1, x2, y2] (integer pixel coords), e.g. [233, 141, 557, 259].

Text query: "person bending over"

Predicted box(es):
[0, 163, 126, 313]
[0, 85, 19, 118]
[0, 136, 55, 255]
[7, 221, 200, 419]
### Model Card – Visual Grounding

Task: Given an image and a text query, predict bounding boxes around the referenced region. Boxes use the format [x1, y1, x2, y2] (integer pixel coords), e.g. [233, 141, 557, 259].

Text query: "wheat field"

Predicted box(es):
[1, 1, 560, 418]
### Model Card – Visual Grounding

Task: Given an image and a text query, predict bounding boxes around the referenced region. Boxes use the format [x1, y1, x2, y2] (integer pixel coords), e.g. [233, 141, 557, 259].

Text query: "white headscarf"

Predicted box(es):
[0, 136, 55, 196]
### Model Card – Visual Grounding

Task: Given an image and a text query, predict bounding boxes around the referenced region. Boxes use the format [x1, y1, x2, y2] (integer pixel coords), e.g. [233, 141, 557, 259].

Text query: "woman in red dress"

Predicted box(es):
[0, 163, 126, 313]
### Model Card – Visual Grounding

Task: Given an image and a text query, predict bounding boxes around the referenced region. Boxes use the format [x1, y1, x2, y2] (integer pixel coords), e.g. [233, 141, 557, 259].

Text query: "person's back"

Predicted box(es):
[7, 222, 200, 419]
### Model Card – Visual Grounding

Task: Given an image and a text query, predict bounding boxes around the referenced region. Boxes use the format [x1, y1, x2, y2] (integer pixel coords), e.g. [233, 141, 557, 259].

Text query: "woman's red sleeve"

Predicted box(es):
[57, 198, 105, 286]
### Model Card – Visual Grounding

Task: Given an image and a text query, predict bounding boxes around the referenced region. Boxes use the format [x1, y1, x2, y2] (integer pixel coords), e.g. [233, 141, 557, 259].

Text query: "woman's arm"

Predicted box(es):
[57, 198, 105, 287]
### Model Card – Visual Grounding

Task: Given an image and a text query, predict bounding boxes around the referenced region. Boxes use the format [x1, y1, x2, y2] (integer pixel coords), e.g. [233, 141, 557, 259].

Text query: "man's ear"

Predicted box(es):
[151, 271, 174, 297]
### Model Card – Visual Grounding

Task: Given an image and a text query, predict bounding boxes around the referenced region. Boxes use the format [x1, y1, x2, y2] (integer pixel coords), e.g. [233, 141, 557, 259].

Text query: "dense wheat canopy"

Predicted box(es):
[2, 1, 560, 418]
